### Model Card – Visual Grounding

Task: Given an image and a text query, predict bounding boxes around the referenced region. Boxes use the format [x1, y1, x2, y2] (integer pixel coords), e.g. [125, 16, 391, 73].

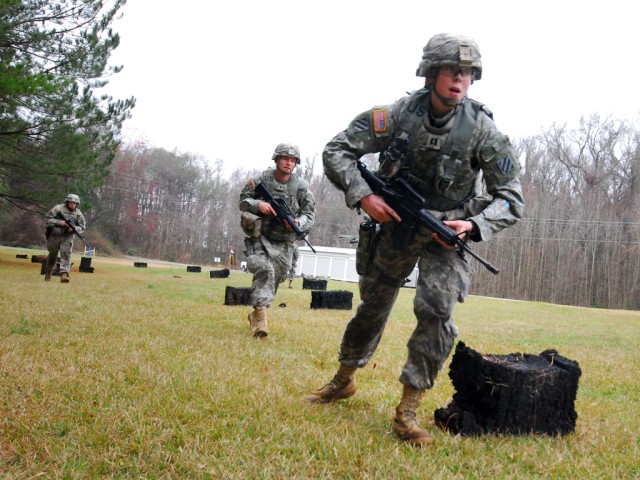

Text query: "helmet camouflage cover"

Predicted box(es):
[65, 193, 80, 205]
[272, 143, 301, 165]
[416, 33, 482, 81]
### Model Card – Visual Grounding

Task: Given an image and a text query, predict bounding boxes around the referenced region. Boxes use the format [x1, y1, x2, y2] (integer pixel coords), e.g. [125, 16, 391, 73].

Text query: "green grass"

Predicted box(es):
[0, 246, 638, 479]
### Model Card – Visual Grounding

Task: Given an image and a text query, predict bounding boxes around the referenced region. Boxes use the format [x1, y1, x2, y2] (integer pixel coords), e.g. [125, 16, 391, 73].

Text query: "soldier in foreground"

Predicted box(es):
[44, 194, 86, 283]
[305, 33, 524, 446]
[239, 143, 316, 338]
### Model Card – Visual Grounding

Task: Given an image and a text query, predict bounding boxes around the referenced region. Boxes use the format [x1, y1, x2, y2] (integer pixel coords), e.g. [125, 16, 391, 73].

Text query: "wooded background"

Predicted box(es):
[1, 1, 638, 310]
[2, 114, 639, 310]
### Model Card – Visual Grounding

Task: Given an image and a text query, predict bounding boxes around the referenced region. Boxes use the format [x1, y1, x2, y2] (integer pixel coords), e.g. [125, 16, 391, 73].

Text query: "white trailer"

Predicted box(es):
[296, 246, 418, 287]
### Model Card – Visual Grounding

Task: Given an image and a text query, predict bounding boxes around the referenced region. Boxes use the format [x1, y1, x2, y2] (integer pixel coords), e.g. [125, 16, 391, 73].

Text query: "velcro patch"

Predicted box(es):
[497, 156, 515, 175]
[373, 109, 387, 133]
[353, 116, 369, 133]
[246, 178, 255, 190]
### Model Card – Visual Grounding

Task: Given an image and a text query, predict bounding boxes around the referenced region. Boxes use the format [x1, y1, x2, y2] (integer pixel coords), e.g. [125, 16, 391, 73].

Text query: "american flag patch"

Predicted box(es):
[373, 109, 387, 132]
[498, 156, 514, 175]
[353, 116, 369, 132]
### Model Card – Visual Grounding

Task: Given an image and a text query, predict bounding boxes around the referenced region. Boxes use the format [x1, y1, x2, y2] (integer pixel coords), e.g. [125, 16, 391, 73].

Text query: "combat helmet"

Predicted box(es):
[416, 33, 482, 82]
[65, 193, 80, 205]
[272, 143, 301, 165]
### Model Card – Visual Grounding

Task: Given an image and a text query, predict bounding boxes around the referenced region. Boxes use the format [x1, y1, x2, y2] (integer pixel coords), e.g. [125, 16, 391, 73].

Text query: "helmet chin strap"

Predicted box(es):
[426, 71, 462, 112]
[432, 87, 462, 108]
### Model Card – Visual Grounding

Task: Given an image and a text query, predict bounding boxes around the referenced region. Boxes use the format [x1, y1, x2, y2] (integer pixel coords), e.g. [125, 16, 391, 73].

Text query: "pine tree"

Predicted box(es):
[0, 0, 135, 212]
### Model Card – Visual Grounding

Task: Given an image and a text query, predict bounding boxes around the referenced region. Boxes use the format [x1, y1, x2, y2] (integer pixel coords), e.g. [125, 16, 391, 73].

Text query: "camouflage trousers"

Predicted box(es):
[245, 236, 295, 308]
[46, 234, 75, 274]
[338, 222, 472, 390]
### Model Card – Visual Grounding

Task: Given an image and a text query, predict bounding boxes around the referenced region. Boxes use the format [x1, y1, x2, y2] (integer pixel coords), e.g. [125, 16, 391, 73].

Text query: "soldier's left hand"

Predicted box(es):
[284, 218, 300, 232]
[432, 219, 473, 249]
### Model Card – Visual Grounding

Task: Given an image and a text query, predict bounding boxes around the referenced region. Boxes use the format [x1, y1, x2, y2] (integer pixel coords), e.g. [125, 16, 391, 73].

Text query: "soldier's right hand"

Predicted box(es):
[360, 194, 401, 223]
[257, 201, 276, 216]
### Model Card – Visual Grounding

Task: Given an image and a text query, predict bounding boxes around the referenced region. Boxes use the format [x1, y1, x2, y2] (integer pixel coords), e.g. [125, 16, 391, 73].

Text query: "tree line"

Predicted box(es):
[13, 113, 636, 310]
[1, 115, 638, 309]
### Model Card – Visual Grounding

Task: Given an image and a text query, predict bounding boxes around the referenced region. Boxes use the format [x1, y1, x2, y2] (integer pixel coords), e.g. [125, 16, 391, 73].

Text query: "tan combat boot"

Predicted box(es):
[305, 363, 357, 404]
[248, 306, 268, 338]
[288, 278, 293, 288]
[60, 272, 70, 283]
[44, 266, 52, 282]
[392, 385, 434, 446]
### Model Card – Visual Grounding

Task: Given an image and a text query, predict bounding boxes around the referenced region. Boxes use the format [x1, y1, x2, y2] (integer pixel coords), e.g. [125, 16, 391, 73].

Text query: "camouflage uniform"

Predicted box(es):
[239, 168, 315, 309]
[323, 62, 523, 391]
[289, 243, 299, 284]
[45, 196, 86, 278]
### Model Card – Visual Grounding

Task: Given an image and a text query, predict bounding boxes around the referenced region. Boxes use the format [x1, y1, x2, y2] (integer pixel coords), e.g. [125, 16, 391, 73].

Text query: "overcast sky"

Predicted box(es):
[102, 0, 640, 175]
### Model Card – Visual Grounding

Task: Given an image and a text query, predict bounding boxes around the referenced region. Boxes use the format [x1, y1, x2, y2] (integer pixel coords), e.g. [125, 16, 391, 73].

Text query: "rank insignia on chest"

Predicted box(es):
[424, 133, 442, 150]
[373, 109, 387, 133]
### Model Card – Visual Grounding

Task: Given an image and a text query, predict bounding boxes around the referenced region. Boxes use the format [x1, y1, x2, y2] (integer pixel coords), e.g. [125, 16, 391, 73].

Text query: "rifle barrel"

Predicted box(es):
[459, 243, 500, 274]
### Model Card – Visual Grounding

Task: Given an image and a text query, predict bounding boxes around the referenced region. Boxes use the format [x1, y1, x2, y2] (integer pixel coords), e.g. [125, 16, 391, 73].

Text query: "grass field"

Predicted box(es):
[0, 246, 638, 479]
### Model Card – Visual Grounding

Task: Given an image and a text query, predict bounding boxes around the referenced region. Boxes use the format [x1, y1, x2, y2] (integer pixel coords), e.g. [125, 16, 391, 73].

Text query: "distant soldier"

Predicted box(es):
[229, 247, 237, 269]
[305, 34, 524, 446]
[239, 143, 316, 338]
[44, 194, 86, 283]
[288, 243, 299, 288]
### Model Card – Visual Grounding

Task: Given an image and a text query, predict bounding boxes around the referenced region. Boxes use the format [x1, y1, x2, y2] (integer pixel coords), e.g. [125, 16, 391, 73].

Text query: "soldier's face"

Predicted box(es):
[67, 201, 77, 210]
[433, 65, 472, 111]
[276, 156, 297, 175]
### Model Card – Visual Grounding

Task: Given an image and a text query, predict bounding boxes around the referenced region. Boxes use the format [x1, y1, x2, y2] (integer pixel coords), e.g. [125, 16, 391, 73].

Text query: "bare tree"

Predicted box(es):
[32, 115, 640, 310]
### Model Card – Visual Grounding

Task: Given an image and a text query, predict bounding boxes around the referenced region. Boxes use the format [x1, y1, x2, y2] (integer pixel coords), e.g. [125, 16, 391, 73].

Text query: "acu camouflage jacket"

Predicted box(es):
[239, 168, 316, 243]
[323, 88, 524, 242]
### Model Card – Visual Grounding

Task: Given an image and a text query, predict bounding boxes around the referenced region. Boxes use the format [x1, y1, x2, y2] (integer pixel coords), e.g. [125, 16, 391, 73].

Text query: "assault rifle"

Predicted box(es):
[254, 182, 316, 253]
[55, 210, 89, 247]
[356, 160, 499, 274]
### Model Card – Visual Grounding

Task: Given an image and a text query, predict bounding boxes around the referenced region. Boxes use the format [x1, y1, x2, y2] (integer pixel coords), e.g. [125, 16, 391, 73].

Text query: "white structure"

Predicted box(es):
[296, 246, 418, 287]
[296, 246, 358, 283]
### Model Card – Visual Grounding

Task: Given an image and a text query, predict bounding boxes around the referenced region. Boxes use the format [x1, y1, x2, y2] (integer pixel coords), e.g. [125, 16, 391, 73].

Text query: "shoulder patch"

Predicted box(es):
[373, 109, 387, 133]
[353, 116, 369, 133]
[497, 156, 515, 175]
[246, 178, 256, 190]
